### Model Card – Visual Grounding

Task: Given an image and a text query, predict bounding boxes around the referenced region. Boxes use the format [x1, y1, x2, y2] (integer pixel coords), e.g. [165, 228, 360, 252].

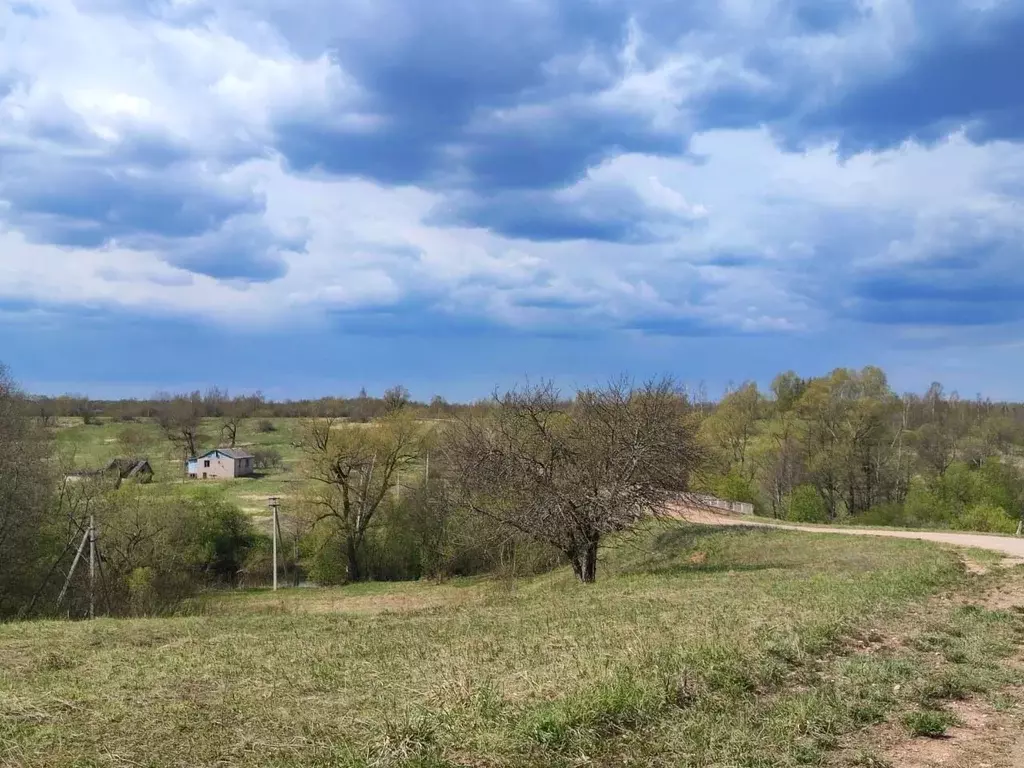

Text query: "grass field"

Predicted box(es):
[3, 525, 1024, 767]
[52, 417, 308, 519]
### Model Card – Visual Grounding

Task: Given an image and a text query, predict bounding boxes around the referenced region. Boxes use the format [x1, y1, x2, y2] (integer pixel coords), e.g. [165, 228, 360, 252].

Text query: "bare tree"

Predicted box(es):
[440, 378, 706, 584]
[203, 387, 229, 418]
[154, 392, 203, 460]
[299, 412, 423, 581]
[221, 392, 263, 447]
[383, 385, 411, 414]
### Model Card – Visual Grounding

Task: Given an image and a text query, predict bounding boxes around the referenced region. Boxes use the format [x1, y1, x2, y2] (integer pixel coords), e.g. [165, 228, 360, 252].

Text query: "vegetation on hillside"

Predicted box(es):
[699, 367, 1024, 532]
[2, 526, 1022, 767]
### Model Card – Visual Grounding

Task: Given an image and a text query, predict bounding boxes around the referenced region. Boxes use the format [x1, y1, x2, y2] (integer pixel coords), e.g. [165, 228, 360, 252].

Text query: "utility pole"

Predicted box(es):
[274, 507, 288, 586]
[88, 516, 96, 620]
[57, 515, 99, 619]
[57, 523, 90, 609]
[268, 497, 280, 591]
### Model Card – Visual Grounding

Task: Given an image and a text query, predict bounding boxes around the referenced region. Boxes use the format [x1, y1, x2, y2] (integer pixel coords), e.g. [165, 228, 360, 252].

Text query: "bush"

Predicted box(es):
[256, 419, 276, 433]
[126, 567, 158, 616]
[903, 482, 956, 527]
[952, 502, 1016, 534]
[856, 502, 912, 528]
[188, 495, 259, 585]
[785, 485, 829, 523]
[935, 462, 982, 514]
[252, 448, 283, 470]
[976, 457, 1024, 513]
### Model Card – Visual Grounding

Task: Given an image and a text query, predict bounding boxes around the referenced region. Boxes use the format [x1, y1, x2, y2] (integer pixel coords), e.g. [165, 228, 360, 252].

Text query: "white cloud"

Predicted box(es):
[3, 125, 1021, 336]
[1, 0, 1023, 340]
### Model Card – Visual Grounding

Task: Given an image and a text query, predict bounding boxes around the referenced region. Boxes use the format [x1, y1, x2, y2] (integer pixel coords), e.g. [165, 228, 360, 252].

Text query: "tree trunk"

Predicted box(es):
[345, 535, 362, 582]
[571, 540, 599, 584]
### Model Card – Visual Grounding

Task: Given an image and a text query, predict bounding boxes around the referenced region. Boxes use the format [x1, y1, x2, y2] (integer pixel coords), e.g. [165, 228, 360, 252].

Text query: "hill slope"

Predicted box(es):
[3, 526, 1024, 767]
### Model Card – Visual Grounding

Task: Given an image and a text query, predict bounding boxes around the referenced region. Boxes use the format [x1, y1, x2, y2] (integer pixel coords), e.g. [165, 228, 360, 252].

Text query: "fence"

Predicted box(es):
[690, 494, 755, 516]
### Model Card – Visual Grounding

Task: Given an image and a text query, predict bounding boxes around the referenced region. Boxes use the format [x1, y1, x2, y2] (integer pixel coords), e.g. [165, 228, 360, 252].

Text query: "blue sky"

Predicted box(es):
[2, 0, 1024, 400]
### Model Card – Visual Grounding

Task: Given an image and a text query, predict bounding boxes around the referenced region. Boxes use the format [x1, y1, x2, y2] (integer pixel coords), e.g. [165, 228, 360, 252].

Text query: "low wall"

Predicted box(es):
[690, 494, 755, 517]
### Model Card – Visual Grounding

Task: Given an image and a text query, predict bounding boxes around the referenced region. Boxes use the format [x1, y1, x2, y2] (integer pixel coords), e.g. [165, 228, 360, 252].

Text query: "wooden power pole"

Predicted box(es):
[268, 497, 280, 591]
[88, 515, 96, 620]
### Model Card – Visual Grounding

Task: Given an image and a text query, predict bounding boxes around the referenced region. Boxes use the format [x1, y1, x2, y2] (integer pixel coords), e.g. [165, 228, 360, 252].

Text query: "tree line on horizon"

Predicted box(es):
[27, 384, 471, 426]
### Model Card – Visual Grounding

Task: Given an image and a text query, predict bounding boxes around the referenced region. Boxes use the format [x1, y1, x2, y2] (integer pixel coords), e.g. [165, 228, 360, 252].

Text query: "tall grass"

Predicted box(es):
[2, 525, 1022, 767]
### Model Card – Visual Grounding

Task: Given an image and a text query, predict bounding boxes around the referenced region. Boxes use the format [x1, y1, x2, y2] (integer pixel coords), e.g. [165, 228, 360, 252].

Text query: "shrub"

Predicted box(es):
[952, 502, 1016, 534]
[188, 495, 259, 585]
[903, 482, 955, 527]
[785, 485, 829, 523]
[935, 462, 982, 514]
[252, 448, 283, 470]
[976, 457, 1024, 513]
[256, 419, 276, 433]
[126, 567, 158, 616]
[856, 502, 912, 528]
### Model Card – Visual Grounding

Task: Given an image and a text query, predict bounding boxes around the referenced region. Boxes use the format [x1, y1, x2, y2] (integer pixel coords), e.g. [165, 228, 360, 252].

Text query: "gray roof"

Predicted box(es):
[199, 448, 254, 460]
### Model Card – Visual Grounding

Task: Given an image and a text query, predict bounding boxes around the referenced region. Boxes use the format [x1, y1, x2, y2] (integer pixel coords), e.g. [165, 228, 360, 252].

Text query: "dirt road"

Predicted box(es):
[678, 507, 1024, 561]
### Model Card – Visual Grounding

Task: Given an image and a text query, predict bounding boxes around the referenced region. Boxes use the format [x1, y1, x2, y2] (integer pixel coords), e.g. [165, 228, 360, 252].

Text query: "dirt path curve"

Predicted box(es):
[675, 507, 1024, 561]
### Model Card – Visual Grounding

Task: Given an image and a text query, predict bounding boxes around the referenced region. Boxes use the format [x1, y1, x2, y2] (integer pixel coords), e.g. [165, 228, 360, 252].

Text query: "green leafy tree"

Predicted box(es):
[300, 412, 424, 582]
[785, 485, 829, 523]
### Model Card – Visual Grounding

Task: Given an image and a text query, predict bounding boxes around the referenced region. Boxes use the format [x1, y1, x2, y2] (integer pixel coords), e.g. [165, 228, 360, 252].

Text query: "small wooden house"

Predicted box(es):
[66, 457, 153, 488]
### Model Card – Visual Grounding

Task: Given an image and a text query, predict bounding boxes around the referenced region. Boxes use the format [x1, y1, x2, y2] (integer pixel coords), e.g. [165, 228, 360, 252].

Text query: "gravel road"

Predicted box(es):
[678, 507, 1024, 560]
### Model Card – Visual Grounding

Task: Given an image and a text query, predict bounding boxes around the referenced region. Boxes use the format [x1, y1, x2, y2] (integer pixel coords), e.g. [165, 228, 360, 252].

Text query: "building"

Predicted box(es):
[104, 458, 154, 485]
[187, 448, 255, 480]
[66, 457, 154, 488]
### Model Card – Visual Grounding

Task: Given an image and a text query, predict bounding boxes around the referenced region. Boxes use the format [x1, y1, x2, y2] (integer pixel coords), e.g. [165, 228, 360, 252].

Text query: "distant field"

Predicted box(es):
[52, 417, 310, 520]
[3, 526, 1023, 767]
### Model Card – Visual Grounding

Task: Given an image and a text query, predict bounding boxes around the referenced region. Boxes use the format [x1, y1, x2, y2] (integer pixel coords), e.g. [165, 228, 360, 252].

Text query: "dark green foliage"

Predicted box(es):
[786, 484, 830, 523]
[188, 493, 258, 585]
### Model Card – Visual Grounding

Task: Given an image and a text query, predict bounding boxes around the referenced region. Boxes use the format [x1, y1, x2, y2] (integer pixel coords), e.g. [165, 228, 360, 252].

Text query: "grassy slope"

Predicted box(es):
[3, 526, 1023, 767]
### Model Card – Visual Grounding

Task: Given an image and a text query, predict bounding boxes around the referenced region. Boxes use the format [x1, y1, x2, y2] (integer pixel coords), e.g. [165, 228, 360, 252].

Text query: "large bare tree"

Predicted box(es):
[221, 392, 263, 448]
[299, 413, 423, 581]
[441, 378, 706, 583]
[153, 392, 204, 460]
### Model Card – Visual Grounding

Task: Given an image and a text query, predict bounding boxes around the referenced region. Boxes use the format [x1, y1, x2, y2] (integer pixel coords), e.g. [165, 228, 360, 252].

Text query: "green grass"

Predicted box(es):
[901, 710, 957, 738]
[3, 526, 1024, 767]
[52, 417, 308, 517]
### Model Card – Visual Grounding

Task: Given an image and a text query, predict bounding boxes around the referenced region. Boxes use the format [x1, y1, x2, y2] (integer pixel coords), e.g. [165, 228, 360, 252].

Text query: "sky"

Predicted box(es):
[2, 0, 1024, 401]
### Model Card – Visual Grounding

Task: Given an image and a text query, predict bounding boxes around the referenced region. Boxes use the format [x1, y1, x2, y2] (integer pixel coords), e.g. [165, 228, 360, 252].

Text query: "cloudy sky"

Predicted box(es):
[1, 0, 1023, 400]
